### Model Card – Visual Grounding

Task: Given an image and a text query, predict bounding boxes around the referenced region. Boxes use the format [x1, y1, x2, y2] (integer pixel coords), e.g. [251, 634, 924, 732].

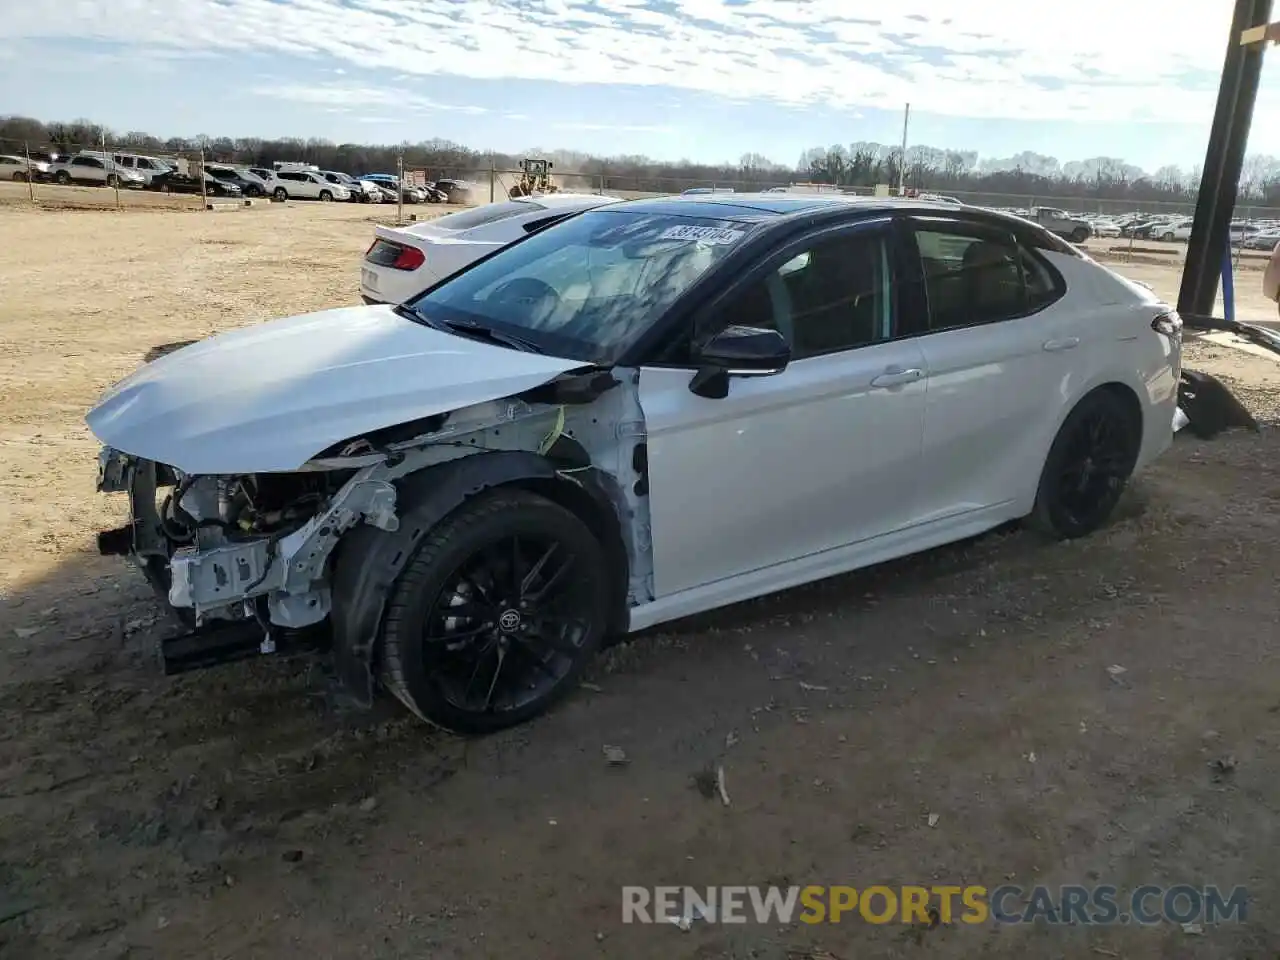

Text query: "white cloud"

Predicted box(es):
[0, 0, 1258, 123]
[555, 122, 674, 133]
[252, 82, 488, 115]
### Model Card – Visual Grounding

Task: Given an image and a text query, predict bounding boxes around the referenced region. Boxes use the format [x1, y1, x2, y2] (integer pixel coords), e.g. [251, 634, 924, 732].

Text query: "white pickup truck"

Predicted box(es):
[1027, 206, 1093, 244]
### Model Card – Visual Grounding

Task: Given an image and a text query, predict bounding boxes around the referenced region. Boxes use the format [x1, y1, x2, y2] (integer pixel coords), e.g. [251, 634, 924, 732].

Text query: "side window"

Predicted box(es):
[709, 230, 893, 361]
[913, 226, 1056, 329]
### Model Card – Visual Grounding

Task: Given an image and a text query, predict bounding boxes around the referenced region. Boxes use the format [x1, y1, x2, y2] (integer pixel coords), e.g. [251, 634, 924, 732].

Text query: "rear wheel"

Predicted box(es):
[55, 171, 71, 185]
[1070, 227, 1089, 243]
[12, 172, 27, 182]
[381, 490, 610, 734]
[1161, 231, 1174, 242]
[1027, 389, 1141, 540]
[106, 175, 120, 188]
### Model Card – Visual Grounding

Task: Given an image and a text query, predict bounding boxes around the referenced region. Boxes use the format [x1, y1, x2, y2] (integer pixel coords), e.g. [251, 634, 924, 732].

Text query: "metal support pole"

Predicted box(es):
[489, 162, 495, 203]
[199, 146, 207, 208]
[1179, 0, 1273, 318]
[105, 131, 120, 209]
[23, 142, 35, 203]
[397, 152, 404, 225]
[898, 103, 910, 196]
[1222, 246, 1237, 323]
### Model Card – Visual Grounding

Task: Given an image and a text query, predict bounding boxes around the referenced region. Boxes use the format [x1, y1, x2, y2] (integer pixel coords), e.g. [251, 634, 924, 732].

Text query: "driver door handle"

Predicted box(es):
[870, 367, 923, 388]
[1043, 337, 1080, 352]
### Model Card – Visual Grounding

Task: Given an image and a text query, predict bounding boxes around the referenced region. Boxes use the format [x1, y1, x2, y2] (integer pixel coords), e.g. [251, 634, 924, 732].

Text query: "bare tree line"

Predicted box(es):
[5, 113, 1280, 205]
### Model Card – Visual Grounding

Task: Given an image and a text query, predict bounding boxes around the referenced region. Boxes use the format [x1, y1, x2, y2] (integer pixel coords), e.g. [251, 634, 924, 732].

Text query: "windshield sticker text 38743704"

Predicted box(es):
[659, 225, 746, 245]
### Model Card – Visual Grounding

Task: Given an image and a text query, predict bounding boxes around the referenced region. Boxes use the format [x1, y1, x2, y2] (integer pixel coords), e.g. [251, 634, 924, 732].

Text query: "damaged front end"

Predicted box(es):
[96, 448, 388, 671]
[94, 367, 652, 692]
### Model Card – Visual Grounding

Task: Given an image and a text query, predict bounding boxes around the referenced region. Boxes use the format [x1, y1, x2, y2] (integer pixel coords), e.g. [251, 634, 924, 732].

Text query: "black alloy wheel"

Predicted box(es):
[1028, 389, 1140, 539]
[381, 490, 609, 733]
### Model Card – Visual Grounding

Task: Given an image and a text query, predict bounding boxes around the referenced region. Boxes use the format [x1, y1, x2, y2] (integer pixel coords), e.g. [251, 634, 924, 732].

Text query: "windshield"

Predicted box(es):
[404, 209, 751, 363]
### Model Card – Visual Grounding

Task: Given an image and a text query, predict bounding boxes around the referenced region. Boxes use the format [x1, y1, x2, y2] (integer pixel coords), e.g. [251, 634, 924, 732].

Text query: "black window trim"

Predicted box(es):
[522, 212, 576, 234]
[902, 212, 1067, 335]
[646, 216, 900, 369]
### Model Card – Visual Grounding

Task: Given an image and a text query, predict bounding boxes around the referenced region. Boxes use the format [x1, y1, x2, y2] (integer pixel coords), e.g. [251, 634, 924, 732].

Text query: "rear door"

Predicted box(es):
[903, 215, 1076, 520]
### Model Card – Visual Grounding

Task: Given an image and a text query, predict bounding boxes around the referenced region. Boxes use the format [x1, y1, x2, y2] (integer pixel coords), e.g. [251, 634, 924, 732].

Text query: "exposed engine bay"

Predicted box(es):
[96, 367, 654, 678]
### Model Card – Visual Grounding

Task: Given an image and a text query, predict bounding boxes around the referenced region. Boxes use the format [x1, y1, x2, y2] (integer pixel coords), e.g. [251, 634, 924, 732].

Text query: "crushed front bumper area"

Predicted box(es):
[95, 446, 399, 671]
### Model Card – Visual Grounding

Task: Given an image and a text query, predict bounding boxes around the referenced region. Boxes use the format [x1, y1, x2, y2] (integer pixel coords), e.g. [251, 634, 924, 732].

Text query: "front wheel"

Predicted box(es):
[381, 489, 611, 734]
[318, 189, 333, 202]
[1070, 227, 1089, 243]
[55, 171, 71, 185]
[12, 172, 27, 182]
[1026, 389, 1141, 540]
[273, 187, 288, 201]
[1161, 231, 1174, 242]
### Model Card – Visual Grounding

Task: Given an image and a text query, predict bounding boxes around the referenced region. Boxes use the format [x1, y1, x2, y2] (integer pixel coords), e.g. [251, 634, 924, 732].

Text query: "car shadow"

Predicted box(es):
[0, 478, 1156, 958]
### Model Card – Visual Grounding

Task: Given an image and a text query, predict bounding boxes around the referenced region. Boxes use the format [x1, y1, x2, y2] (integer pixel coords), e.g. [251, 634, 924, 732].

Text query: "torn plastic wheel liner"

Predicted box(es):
[1177, 370, 1259, 440]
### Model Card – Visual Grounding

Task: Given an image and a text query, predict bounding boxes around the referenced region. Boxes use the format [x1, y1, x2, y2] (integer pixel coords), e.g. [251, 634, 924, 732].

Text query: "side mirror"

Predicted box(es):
[688, 325, 791, 399]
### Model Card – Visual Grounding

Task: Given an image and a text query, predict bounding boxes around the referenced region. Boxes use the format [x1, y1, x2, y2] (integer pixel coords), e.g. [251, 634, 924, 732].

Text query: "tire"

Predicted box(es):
[273, 187, 288, 201]
[246, 186, 262, 198]
[1070, 227, 1089, 243]
[381, 489, 611, 734]
[1026, 388, 1141, 540]
[319, 189, 333, 202]
[12, 172, 26, 182]
[1161, 232, 1174, 242]
[55, 171, 71, 185]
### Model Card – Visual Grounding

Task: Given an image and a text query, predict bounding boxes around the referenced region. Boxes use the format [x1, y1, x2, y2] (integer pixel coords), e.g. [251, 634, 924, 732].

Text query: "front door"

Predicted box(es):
[638, 221, 929, 599]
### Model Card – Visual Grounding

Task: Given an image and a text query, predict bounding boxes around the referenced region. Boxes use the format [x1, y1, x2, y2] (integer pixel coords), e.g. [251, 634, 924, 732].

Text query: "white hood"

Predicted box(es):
[86, 305, 584, 474]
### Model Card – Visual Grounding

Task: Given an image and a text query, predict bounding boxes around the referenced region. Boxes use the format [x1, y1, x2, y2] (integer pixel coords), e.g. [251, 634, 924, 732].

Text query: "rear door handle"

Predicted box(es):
[1043, 337, 1080, 352]
[870, 367, 923, 388]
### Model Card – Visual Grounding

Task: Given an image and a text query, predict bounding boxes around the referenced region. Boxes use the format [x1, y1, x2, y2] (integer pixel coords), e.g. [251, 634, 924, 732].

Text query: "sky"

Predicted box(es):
[3, 0, 1280, 173]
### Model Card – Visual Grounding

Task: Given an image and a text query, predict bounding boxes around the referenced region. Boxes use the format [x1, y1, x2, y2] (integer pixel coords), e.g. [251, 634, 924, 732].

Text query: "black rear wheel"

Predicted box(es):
[1028, 389, 1141, 539]
[381, 490, 610, 733]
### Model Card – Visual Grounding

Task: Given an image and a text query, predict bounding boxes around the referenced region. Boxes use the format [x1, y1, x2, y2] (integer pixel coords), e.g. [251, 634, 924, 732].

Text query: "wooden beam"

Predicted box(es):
[1239, 21, 1280, 46]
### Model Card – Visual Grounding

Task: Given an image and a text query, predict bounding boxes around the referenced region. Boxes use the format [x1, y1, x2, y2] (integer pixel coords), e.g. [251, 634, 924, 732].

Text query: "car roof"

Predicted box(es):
[603, 192, 1034, 225]
[520, 192, 620, 209]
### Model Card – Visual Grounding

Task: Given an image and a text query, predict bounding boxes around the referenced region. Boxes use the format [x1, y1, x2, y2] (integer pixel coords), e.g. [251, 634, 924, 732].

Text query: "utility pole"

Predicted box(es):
[898, 103, 911, 196]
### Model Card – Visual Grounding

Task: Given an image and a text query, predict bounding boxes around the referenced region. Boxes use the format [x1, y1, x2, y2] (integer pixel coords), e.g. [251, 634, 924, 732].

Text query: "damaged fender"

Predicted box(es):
[329, 450, 630, 706]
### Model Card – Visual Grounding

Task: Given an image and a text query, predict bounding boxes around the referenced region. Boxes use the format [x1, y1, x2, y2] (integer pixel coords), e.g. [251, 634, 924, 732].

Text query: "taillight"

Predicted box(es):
[1152, 311, 1182, 339]
[364, 238, 425, 270]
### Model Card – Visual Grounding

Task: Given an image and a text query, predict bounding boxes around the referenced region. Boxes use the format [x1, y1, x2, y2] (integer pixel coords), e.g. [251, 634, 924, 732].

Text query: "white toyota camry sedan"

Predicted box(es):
[359, 193, 621, 306]
[88, 194, 1181, 734]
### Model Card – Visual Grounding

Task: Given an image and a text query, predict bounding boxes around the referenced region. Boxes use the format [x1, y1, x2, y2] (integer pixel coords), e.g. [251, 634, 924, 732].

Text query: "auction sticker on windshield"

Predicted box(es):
[659, 225, 746, 244]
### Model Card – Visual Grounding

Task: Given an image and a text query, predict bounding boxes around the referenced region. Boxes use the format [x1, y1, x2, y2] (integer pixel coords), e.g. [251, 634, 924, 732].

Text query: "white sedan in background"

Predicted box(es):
[360, 193, 621, 305]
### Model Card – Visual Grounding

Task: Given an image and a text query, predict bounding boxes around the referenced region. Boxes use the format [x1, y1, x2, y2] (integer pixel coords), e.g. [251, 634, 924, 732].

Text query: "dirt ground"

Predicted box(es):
[3, 188, 1280, 960]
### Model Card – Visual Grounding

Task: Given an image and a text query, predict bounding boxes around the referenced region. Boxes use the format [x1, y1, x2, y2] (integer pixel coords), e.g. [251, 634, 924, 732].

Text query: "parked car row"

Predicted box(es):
[987, 208, 1280, 248]
[0, 150, 476, 207]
